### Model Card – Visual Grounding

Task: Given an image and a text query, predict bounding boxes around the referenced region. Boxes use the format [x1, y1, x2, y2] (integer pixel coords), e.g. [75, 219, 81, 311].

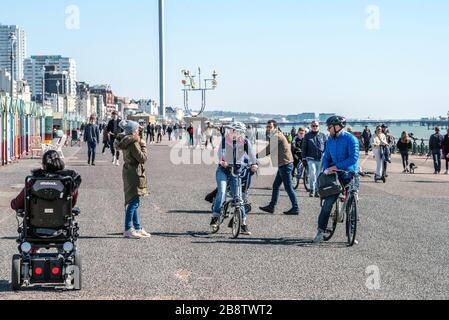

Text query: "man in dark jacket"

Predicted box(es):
[84, 114, 100, 166]
[362, 126, 372, 155]
[107, 111, 124, 166]
[302, 121, 328, 197]
[429, 127, 444, 174]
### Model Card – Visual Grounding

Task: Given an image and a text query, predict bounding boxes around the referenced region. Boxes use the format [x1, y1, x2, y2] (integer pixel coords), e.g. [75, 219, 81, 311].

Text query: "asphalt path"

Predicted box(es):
[0, 141, 448, 300]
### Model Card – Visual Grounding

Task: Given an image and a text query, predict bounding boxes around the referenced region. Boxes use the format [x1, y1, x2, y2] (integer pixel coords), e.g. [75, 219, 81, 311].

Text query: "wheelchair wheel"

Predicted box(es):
[11, 255, 22, 291]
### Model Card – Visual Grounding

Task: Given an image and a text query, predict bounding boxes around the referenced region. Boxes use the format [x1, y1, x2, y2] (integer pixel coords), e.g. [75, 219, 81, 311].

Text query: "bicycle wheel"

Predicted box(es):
[346, 195, 358, 247]
[324, 198, 340, 242]
[303, 165, 311, 192]
[231, 207, 242, 239]
[293, 165, 302, 190]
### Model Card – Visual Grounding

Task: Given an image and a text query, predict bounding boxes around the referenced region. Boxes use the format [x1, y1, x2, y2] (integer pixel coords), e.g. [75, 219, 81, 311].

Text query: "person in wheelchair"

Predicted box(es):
[10, 150, 83, 291]
[209, 122, 258, 235]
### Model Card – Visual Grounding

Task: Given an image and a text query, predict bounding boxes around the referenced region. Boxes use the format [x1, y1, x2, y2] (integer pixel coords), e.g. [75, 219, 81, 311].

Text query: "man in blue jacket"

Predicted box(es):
[302, 120, 328, 197]
[313, 116, 360, 243]
[84, 114, 100, 166]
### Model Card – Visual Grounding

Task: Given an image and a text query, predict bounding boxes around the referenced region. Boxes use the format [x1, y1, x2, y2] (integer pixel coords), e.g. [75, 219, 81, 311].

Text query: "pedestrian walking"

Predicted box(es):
[362, 126, 372, 155]
[371, 126, 389, 180]
[167, 125, 173, 141]
[156, 123, 163, 143]
[117, 121, 151, 240]
[301, 120, 328, 197]
[443, 129, 449, 175]
[429, 127, 444, 174]
[397, 131, 412, 173]
[187, 124, 194, 147]
[102, 126, 110, 154]
[194, 124, 203, 149]
[107, 111, 124, 166]
[259, 120, 300, 215]
[205, 123, 215, 149]
[84, 114, 100, 166]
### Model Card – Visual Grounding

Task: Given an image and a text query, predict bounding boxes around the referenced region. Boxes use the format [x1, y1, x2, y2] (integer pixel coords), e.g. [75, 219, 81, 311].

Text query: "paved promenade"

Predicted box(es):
[0, 140, 448, 300]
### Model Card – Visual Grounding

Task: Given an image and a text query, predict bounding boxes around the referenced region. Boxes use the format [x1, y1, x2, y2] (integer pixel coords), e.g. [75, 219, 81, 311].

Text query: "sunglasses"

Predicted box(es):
[312, 125, 319, 128]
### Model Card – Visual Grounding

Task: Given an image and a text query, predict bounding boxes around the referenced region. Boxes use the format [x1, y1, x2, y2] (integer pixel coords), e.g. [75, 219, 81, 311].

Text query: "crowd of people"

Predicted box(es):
[11, 112, 449, 242]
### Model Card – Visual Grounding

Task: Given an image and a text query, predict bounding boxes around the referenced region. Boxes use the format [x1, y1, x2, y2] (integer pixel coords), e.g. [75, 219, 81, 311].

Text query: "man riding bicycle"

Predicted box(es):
[210, 122, 258, 235]
[313, 116, 360, 243]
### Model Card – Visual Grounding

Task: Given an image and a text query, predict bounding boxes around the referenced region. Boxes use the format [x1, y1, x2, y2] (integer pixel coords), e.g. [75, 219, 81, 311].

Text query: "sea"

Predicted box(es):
[273, 124, 445, 141]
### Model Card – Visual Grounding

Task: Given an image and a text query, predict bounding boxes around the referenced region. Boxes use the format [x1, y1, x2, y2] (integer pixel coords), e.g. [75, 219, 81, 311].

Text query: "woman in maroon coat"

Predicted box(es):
[11, 150, 81, 211]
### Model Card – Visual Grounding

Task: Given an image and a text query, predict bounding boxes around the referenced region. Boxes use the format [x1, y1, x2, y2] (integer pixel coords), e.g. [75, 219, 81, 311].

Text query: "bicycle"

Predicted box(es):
[211, 138, 253, 239]
[293, 160, 310, 192]
[322, 170, 368, 247]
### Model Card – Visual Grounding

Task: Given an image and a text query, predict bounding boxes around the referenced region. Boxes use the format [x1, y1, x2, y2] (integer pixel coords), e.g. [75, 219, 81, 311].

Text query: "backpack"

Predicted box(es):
[317, 172, 343, 199]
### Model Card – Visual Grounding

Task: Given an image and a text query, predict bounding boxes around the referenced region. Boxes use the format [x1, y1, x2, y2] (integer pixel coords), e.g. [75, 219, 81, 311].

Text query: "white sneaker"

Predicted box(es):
[124, 228, 142, 239]
[112, 156, 116, 163]
[115, 160, 120, 166]
[136, 229, 151, 238]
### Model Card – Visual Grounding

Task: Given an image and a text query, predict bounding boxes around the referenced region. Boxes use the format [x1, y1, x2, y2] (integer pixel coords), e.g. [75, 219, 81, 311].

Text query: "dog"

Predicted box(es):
[409, 163, 418, 174]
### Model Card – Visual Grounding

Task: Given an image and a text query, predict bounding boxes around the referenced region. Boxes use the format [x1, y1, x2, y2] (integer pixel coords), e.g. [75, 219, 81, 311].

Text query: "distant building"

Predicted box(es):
[24, 55, 77, 101]
[287, 113, 316, 122]
[76, 82, 92, 119]
[0, 24, 27, 82]
[90, 85, 115, 118]
[0, 69, 16, 97]
[135, 99, 158, 115]
[319, 113, 336, 122]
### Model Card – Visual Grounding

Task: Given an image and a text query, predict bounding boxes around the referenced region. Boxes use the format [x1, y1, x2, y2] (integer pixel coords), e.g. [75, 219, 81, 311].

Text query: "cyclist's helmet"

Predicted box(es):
[326, 116, 347, 128]
[226, 121, 247, 133]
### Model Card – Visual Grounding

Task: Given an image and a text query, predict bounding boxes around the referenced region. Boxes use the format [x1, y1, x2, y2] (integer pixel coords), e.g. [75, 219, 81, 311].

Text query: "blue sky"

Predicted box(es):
[2, 0, 449, 118]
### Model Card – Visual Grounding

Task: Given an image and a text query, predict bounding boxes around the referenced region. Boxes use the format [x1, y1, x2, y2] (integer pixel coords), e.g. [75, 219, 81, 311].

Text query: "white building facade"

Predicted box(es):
[0, 24, 27, 83]
[24, 55, 77, 100]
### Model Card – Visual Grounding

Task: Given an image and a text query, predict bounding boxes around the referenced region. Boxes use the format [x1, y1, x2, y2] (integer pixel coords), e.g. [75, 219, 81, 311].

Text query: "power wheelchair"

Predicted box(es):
[11, 174, 82, 291]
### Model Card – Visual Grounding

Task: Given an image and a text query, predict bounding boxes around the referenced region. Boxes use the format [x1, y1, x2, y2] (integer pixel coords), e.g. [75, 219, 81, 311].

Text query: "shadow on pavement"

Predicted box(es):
[152, 231, 211, 239]
[191, 237, 351, 248]
[168, 210, 211, 215]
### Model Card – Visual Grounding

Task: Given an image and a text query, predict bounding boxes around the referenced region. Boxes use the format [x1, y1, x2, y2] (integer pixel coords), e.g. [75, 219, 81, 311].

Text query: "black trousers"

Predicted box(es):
[401, 152, 409, 169]
[110, 137, 120, 159]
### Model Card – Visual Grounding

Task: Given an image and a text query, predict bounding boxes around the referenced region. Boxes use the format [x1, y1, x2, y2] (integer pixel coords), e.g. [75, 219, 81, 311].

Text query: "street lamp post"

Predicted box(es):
[9, 33, 16, 99]
[42, 66, 46, 105]
[56, 80, 60, 113]
[159, 0, 166, 119]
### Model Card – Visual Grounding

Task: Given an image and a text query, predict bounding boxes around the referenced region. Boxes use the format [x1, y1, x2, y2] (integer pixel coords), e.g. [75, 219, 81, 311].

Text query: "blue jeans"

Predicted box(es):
[87, 141, 97, 164]
[125, 197, 142, 231]
[433, 152, 441, 172]
[318, 175, 360, 232]
[269, 163, 299, 211]
[212, 167, 246, 221]
[307, 159, 322, 193]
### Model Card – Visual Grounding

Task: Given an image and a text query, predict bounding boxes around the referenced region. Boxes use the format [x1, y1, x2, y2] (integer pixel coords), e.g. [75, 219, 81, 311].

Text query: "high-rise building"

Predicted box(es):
[24, 55, 77, 101]
[0, 24, 27, 83]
